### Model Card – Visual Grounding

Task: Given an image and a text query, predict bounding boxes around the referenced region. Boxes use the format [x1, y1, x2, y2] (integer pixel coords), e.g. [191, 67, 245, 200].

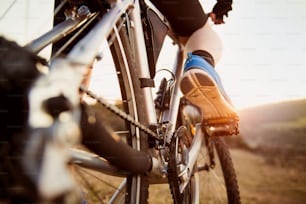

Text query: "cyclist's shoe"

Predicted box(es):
[180, 53, 239, 127]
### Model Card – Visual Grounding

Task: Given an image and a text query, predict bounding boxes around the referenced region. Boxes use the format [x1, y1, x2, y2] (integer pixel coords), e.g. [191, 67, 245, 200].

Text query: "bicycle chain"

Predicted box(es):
[80, 85, 158, 138]
[168, 133, 183, 204]
[81, 86, 183, 202]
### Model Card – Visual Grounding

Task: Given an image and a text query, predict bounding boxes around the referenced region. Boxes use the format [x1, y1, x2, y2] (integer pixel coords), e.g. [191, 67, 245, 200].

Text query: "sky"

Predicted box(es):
[1, 0, 306, 109]
[214, 0, 306, 108]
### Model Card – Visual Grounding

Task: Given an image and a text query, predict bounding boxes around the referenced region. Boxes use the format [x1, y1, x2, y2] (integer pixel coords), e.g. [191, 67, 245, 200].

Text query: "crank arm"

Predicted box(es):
[178, 123, 203, 193]
[69, 148, 128, 177]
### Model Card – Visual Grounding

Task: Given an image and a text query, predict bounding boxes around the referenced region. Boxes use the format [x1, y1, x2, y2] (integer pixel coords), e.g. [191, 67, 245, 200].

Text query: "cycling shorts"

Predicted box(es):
[150, 0, 209, 37]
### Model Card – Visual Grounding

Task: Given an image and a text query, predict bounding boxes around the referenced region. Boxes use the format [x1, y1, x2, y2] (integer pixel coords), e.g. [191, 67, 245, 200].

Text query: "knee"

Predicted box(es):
[184, 22, 223, 64]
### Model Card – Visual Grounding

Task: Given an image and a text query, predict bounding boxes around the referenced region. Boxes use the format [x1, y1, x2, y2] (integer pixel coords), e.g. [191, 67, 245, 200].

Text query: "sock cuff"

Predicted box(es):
[192, 50, 215, 67]
[184, 52, 215, 73]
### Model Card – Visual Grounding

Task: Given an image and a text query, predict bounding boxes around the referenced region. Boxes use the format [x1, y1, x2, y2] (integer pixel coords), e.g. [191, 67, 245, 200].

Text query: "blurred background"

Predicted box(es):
[1, 0, 306, 203]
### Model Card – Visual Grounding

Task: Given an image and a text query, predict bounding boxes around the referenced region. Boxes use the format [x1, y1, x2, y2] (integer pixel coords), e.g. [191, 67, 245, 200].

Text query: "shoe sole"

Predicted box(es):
[180, 69, 238, 123]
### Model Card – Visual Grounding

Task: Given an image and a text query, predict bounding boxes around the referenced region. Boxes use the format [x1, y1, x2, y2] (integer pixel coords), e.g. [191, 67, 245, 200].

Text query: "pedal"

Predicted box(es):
[203, 118, 239, 137]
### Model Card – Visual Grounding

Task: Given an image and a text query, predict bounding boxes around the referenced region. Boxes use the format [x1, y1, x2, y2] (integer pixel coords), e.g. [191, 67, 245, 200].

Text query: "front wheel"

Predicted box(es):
[198, 136, 241, 204]
[168, 126, 200, 204]
[180, 104, 240, 203]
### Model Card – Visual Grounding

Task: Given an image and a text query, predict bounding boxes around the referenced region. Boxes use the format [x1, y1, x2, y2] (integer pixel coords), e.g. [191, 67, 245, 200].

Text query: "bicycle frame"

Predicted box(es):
[26, 0, 203, 199]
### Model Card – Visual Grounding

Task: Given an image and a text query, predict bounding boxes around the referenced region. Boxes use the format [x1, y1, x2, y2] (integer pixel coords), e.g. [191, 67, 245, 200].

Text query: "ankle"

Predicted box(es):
[192, 50, 215, 67]
[184, 52, 215, 73]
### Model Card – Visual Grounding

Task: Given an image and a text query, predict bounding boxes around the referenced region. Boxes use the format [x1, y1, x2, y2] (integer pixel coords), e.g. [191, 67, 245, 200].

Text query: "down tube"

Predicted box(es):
[129, 2, 157, 125]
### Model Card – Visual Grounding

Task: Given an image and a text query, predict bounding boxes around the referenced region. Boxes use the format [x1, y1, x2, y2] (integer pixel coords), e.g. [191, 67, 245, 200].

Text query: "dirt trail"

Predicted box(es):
[231, 149, 306, 204]
[77, 148, 306, 203]
[148, 148, 306, 204]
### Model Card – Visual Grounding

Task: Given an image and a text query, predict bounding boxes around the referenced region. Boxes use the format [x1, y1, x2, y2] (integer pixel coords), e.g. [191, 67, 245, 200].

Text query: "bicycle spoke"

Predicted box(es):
[74, 167, 105, 204]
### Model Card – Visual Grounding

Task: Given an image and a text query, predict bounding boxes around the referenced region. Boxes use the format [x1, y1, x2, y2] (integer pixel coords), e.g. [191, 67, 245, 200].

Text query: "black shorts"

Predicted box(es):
[150, 0, 208, 37]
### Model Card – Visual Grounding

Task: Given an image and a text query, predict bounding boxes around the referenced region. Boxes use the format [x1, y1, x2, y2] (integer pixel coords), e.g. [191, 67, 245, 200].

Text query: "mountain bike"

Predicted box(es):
[18, 0, 240, 203]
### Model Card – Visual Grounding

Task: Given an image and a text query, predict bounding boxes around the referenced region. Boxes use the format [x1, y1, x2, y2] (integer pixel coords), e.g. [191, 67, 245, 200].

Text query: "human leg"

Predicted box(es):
[180, 21, 239, 124]
[151, 0, 238, 125]
[184, 21, 223, 65]
[80, 104, 160, 174]
[150, 0, 208, 37]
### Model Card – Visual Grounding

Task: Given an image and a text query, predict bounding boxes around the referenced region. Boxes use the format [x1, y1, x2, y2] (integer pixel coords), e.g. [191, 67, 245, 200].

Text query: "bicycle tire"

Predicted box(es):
[213, 137, 241, 204]
[112, 24, 150, 204]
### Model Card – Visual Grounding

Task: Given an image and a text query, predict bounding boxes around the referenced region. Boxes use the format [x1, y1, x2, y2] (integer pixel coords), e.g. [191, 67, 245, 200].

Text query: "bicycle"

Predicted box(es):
[4, 0, 240, 203]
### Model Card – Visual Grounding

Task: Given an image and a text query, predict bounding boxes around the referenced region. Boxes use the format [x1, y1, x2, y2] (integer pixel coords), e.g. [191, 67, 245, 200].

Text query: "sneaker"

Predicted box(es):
[180, 53, 239, 124]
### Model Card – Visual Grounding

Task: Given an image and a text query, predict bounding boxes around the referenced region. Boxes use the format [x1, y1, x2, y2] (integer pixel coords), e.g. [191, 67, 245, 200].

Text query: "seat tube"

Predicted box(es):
[163, 48, 185, 132]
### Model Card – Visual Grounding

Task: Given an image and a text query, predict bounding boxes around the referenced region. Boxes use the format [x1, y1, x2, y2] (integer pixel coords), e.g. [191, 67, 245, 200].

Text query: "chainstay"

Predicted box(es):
[80, 85, 158, 138]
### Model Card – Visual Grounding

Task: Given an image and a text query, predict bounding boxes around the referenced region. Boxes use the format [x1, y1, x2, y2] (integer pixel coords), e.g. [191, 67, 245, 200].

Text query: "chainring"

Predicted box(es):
[167, 126, 194, 204]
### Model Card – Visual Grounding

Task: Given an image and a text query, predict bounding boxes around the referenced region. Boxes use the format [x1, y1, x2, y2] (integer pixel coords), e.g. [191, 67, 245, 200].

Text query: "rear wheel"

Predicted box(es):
[74, 21, 150, 204]
[7, 1, 150, 203]
[51, 4, 150, 203]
